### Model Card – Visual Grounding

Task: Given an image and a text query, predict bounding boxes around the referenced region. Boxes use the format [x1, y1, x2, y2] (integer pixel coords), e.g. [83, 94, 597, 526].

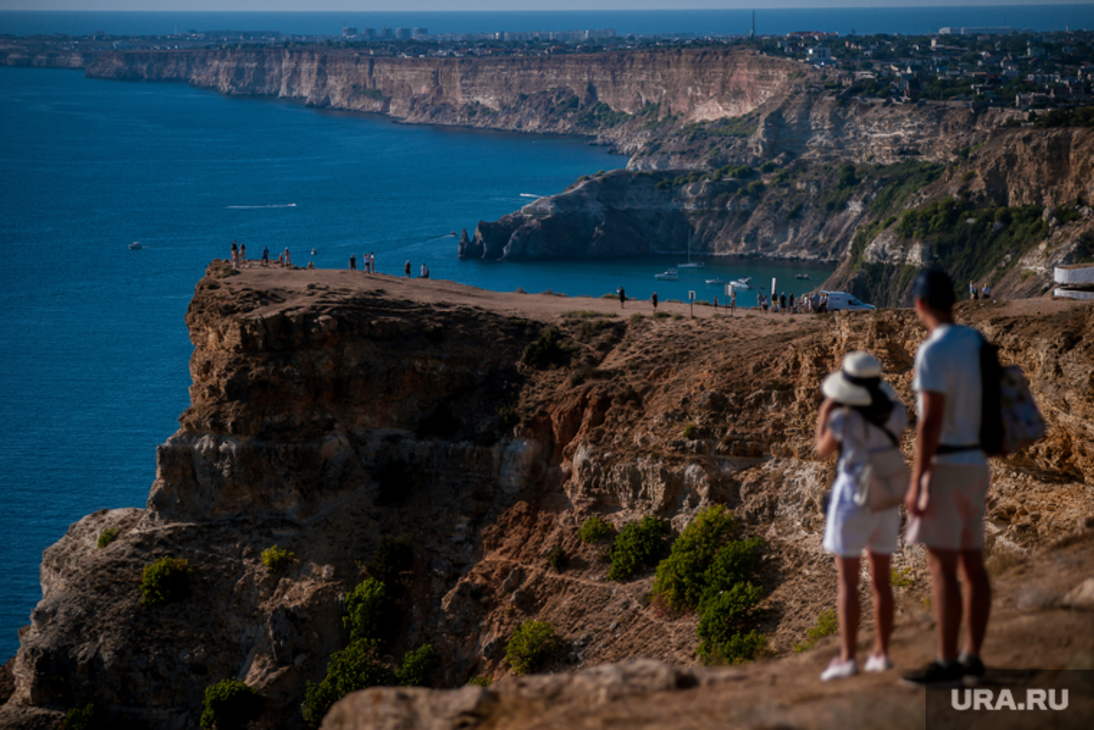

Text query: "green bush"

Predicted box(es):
[696, 582, 765, 662]
[60, 704, 96, 730]
[579, 515, 614, 544]
[467, 675, 492, 687]
[506, 619, 557, 675]
[699, 627, 768, 665]
[200, 678, 263, 730]
[682, 424, 699, 440]
[651, 505, 741, 612]
[97, 527, 120, 549]
[396, 644, 439, 687]
[302, 639, 395, 728]
[344, 577, 393, 643]
[793, 607, 839, 652]
[367, 535, 414, 585]
[522, 327, 570, 369]
[140, 556, 193, 606]
[261, 545, 294, 573]
[608, 516, 670, 581]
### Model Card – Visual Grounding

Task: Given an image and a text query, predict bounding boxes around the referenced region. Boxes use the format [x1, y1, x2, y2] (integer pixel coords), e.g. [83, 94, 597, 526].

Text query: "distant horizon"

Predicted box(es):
[3, 1, 1093, 13]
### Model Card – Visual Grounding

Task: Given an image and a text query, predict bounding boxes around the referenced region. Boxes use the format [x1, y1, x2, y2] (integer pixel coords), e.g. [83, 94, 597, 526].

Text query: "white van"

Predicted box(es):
[821, 290, 876, 312]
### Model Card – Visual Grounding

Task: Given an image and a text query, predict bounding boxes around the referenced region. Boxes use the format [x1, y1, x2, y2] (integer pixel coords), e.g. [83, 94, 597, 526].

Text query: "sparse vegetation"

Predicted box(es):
[60, 704, 96, 730]
[97, 527, 120, 549]
[140, 556, 193, 607]
[793, 607, 839, 653]
[506, 619, 557, 675]
[467, 675, 492, 687]
[579, 514, 615, 544]
[522, 327, 570, 369]
[200, 679, 262, 730]
[396, 644, 440, 687]
[302, 639, 395, 728]
[890, 566, 914, 589]
[261, 544, 294, 573]
[608, 515, 670, 581]
[682, 423, 699, 440]
[344, 577, 393, 643]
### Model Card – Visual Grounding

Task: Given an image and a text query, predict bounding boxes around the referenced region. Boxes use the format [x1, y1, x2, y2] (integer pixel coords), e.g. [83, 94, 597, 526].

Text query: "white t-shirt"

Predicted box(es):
[913, 323, 988, 466]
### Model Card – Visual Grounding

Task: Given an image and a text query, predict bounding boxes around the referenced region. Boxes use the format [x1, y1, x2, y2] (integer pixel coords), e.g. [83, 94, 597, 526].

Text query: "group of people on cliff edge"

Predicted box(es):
[816, 269, 992, 688]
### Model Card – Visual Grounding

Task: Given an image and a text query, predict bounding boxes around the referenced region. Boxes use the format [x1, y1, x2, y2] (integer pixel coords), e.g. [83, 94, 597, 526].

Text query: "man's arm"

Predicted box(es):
[907, 390, 945, 516]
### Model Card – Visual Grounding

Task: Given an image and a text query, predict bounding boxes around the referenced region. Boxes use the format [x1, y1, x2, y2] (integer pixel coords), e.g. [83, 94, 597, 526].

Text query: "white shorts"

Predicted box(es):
[823, 475, 901, 558]
[905, 462, 991, 551]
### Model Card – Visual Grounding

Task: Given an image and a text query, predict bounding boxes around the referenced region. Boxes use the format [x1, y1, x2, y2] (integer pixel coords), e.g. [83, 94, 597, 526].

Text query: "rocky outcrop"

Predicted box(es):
[3, 265, 1092, 730]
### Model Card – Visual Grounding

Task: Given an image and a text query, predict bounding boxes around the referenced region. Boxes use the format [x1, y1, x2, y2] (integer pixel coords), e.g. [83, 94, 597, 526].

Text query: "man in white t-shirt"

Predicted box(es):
[902, 269, 991, 688]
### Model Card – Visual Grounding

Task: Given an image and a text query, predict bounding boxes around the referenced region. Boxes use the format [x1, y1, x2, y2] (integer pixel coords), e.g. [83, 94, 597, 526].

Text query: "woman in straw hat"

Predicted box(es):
[815, 352, 908, 680]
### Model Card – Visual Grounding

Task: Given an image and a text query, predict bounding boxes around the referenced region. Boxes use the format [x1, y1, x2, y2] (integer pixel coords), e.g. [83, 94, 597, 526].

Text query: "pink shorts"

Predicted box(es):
[905, 462, 991, 551]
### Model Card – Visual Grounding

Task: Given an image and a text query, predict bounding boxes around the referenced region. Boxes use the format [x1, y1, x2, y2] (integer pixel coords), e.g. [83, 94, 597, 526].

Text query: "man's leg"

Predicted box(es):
[926, 547, 962, 662]
[959, 549, 991, 657]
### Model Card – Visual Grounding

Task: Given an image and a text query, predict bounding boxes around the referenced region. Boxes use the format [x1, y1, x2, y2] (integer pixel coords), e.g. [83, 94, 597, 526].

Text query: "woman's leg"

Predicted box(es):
[836, 555, 861, 662]
[867, 551, 894, 658]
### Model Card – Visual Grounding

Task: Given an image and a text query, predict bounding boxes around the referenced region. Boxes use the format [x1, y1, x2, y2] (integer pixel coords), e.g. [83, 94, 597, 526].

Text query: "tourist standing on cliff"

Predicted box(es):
[349, 254, 356, 271]
[730, 287, 736, 314]
[618, 287, 626, 309]
[815, 352, 907, 681]
[262, 246, 269, 266]
[240, 243, 246, 263]
[405, 260, 411, 277]
[420, 263, 429, 278]
[284, 248, 292, 267]
[368, 252, 376, 274]
[981, 282, 991, 300]
[902, 269, 992, 688]
[969, 281, 978, 300]
[651, 292, 658, 311]
[230, 240, 239, 270]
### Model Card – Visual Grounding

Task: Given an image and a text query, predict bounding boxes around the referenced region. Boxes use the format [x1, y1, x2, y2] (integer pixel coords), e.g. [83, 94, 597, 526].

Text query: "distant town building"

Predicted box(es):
[394, 28, 411, 40]
[342, 27, 357, 37]
[412, 27, 428, 38]
[808, 45, 832, 62]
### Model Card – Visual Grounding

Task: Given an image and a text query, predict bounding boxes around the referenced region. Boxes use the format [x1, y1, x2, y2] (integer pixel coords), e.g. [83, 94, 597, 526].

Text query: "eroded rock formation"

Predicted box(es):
[2, 263, 1092, 729]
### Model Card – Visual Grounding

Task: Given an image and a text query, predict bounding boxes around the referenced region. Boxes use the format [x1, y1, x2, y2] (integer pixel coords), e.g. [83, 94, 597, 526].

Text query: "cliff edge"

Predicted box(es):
[2, 263, 1092, 729]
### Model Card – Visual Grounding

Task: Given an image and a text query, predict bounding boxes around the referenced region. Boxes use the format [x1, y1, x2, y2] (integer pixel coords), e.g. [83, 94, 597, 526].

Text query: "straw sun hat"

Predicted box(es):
[821, 352, 896, 406]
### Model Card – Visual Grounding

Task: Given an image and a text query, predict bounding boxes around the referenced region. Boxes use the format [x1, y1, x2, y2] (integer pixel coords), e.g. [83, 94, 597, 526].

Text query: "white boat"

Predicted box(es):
[705, 277, 725, 285]
[654, 269, 679, 281]
[730, 277, 752, 289]
[128, 241, 142, 250]
[678, 231, 705, 268]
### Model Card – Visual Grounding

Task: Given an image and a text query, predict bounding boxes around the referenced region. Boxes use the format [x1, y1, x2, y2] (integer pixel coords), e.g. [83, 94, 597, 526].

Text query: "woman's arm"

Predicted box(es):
[815, 397, 840, 458]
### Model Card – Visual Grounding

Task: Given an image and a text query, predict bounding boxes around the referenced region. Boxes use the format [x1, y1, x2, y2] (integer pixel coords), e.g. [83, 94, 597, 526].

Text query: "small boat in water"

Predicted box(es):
[730, 277, 752, 289]
[129, 241, 142, 250]
[678, 231, 705, 268]
[654, 269, 679, 281]
[796, 273, 811, 280]
[705, 277, 725, 285]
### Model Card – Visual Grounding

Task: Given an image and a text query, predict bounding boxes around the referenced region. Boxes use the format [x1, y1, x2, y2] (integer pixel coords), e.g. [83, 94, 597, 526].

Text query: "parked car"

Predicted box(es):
[822, 290, 876, 312]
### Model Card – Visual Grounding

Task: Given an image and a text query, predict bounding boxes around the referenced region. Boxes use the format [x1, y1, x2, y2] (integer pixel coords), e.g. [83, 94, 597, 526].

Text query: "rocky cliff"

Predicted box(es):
[83, 47, 800, 154]
[2, 262, 1092, 729]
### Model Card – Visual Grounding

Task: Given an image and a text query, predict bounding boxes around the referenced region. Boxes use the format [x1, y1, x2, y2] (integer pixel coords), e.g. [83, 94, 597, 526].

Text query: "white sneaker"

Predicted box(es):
[820, 657, 858, 681]
[864, 654, 893, 673]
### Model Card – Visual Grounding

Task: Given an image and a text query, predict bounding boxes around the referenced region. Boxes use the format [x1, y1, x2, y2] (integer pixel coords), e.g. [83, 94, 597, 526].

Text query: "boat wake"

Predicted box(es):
[520, 193, 543, 199]
[226, 203, 298, 210]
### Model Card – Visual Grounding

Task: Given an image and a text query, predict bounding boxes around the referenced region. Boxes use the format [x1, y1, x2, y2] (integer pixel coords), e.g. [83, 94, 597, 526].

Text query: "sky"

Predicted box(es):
[2, 0, 1090, 11]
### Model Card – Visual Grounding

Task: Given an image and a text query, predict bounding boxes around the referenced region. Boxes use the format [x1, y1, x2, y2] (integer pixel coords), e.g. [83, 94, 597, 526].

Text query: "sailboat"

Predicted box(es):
[677, 231, 705, 269]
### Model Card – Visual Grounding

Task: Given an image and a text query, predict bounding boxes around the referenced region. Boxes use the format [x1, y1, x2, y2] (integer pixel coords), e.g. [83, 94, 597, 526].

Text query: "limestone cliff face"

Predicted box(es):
[84, 47, 798, 150]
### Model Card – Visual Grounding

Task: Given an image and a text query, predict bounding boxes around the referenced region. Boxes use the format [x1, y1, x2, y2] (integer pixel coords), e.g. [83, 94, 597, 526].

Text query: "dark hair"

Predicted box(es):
[913, 269, 955, 313]
[842, 373, 896, 428]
